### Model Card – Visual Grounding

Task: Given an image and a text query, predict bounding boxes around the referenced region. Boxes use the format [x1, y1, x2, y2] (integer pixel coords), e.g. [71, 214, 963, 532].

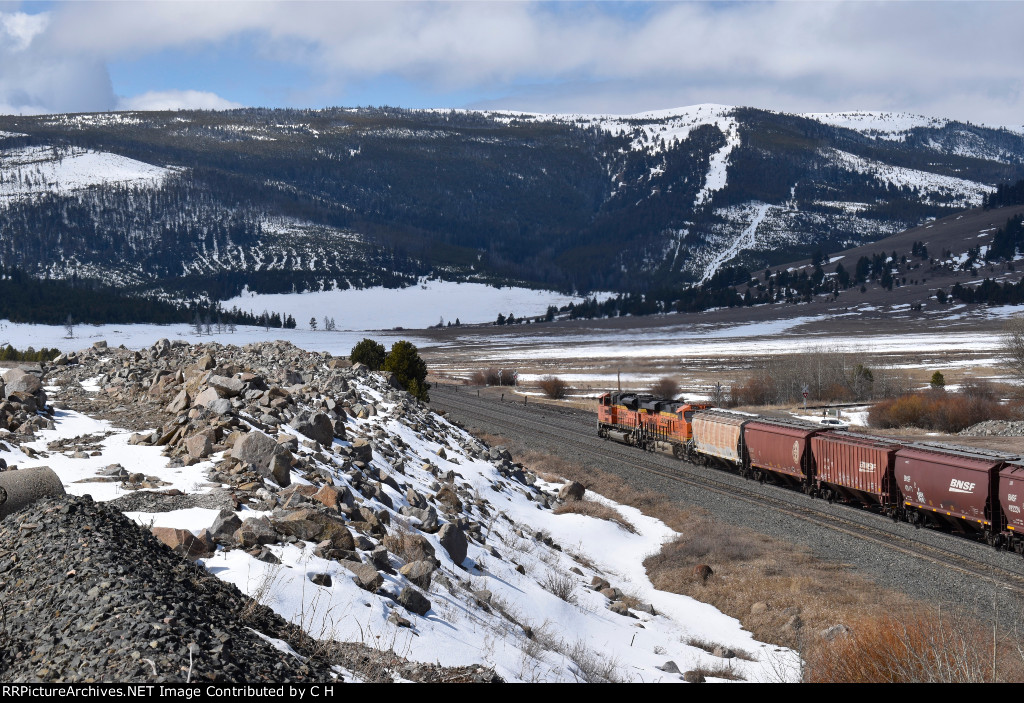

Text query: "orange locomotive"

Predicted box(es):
[597, 392, 711, 460]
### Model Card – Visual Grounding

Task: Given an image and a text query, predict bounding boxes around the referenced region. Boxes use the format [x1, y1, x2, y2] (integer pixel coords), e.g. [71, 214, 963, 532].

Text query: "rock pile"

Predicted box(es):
[0, 494, 334, 682]
[4, 338, 653, 680]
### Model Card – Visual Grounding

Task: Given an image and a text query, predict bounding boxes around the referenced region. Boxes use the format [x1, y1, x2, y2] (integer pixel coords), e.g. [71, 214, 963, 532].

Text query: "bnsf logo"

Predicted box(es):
[949, 478, 976, 494]
[1010, 494, 1019, 502]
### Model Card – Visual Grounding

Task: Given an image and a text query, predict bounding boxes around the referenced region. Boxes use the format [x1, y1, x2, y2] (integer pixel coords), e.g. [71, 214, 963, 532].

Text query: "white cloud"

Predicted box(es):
[117, 90, 242, 112]
[0, 2, 1022, 124]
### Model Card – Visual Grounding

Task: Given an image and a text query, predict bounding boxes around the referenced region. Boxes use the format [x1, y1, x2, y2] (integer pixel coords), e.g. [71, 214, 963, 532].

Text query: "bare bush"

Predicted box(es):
[470, 368, 516, 386]
[728, 345, 913, 406]
[869, 389, 1012, 432]
[541, 570, 577, 604]
[650, 377, 680, 400]
[538, 375, 570, 399]
[553, 499, 636, 533]
[1002, 316, 1024, 384]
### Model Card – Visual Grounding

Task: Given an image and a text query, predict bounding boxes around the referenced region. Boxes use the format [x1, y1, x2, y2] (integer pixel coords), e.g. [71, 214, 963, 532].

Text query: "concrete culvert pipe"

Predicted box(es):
[0, 466, 66, 520]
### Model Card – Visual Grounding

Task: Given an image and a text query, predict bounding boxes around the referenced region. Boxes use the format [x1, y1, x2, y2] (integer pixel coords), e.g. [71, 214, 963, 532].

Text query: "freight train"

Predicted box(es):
[598, 391, 1024, 555]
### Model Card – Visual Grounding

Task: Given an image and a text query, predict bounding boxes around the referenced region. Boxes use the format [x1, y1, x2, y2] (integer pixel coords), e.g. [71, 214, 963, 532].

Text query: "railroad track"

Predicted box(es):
[431, 386, 1024, 595]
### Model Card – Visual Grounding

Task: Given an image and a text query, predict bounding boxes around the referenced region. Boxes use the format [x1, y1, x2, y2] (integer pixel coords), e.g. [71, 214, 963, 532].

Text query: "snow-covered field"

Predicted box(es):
[1, 372, 799, 682]
[0, 145, 174, 204]
[221, 280, 595, 331]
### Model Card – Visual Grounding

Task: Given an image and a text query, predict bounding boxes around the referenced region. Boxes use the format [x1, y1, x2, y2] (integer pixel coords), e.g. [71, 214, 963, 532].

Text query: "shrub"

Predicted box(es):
[470, 368, 515, 386]
[349, 338, 386, 370]
[538, 375, 569, 399]
[650, 377, 680, 400]
[869, 389, 1012, 433]
[383, 340, 430, 402]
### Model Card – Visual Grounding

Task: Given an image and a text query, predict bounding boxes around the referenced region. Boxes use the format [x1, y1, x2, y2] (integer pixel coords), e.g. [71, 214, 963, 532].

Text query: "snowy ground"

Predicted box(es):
[220, 280, 596, 331]
[2, 371, 799, 683]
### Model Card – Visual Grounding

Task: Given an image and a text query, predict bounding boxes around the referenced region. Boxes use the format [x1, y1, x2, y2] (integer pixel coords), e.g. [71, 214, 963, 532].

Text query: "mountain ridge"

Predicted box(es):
[0, 104, 1021, 305]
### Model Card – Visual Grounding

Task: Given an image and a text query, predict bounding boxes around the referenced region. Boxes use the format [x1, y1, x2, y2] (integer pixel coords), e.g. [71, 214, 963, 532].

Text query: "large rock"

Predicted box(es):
[234, 516, 278, 548]
[290, 412, 334, 446]
[2, 369, 41, 397]
[193, 387, 223, 409]
[398, 560, 436, 589]
[312, 485, 355, 512]
[151, 527, 213, 559]
[340, 561, 384, 592]
[397, 587, 432, 616]
[166, 389, 191, 413]
[233, 430, 292, 487]
[438, 523, 468, 566]
[350, 438, 373, 463]
[399, 505, 439, 533]
[209, 510, 243, 543]
[208, 374, 245, 397]
[185, 432, 213, 459]
[272, 509, 354, 550]
[558, 481, 586, 501]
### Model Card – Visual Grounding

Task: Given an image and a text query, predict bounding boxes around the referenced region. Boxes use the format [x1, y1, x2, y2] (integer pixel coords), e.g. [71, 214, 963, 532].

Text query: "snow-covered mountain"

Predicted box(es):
[0, 104, 1020, 300]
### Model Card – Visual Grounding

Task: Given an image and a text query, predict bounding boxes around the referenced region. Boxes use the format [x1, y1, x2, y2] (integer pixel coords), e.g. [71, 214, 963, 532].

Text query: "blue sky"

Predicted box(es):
[0, 1, 1022, 125]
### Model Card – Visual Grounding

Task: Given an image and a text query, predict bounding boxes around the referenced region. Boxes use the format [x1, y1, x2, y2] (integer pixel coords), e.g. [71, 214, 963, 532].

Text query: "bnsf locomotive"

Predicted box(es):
[598, 391, 1024, 555]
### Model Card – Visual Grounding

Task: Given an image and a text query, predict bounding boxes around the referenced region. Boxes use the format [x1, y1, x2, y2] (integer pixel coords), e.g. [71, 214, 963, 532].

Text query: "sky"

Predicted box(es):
[0, 1, 1021, 125]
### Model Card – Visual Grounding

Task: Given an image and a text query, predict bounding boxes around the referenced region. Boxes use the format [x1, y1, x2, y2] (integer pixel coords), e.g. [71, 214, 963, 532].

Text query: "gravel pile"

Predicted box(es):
[960, 420, 1024, 437]
[0, 494, 336, 683]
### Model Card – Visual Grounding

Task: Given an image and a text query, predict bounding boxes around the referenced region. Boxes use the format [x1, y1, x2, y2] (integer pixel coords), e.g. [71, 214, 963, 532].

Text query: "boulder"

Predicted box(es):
[184, 432, 213, 459]
[151, 527, 213, 559]
[233, 430, 292, 487]
[398, 560, 436, 589]
[208, 374, 245, 397]
[558, 481, 586, 501]
[399, 505, 439, 533]
[2, 369, 41, 397]
[340, 561, 384, 592]
[312, 485, 355, 511]
[193, 387, 223, 409]
[397, 587, 432, 616]
[209, 510, 242, 543]
[682, 671, 705, 684]
[166, 389, 191, 414]
[290, 412, 334, 446]
[273, 509, 355, 550]
[234, 516, 278, 548]
[438, 523, 468, 566]
[350, 438, 372, 463]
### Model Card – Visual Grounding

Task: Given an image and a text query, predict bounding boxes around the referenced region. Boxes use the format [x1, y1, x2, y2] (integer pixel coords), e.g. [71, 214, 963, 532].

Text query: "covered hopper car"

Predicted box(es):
[598, 395, 1024, 554]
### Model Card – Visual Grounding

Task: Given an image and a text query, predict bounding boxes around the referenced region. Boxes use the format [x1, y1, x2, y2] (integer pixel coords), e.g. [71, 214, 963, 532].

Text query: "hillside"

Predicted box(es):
[0, 105, 1021, 304]
[0, 340, 795, 682]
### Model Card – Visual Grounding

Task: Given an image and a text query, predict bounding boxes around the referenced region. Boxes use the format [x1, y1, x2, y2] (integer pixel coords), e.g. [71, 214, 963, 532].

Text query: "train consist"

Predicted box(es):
[598, 391, 1024, 554]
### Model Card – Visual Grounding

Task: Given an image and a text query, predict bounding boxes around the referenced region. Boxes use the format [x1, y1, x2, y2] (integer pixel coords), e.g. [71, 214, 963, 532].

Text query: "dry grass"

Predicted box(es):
[685, 635, 756, 662]
[552, 499, 636, 533]
[804, 610, 1024, 683]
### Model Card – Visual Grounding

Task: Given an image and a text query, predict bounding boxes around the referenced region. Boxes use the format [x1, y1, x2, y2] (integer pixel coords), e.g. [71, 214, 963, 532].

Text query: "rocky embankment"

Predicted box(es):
[0, 339, 675, 683]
